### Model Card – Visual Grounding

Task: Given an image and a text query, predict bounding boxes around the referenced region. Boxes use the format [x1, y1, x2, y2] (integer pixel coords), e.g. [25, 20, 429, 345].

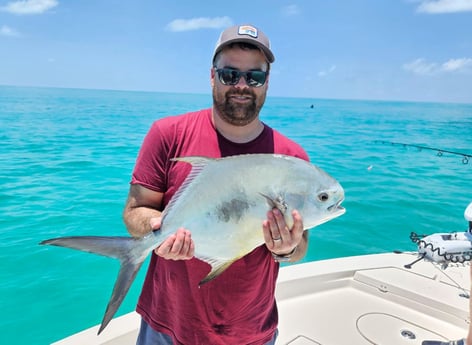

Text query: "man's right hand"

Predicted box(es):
[154, 227, 195, 260]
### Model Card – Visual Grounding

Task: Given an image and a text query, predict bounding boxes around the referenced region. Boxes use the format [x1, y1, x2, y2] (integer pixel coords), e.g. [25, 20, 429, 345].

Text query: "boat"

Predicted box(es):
[52, 204, 472, 345]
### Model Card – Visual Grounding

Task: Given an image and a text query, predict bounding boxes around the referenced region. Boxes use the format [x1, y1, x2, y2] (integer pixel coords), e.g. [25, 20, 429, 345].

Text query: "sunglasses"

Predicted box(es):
[214, 68, 268, 87]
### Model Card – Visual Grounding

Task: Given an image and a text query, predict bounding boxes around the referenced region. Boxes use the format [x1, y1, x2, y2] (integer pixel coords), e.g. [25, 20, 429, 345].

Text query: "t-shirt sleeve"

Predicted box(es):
[131, 121, 169, 192]
[272, 129, 310, 162]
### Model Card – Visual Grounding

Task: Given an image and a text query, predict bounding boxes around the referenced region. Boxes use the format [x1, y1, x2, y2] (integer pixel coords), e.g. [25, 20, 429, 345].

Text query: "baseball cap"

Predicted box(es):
[212, 24, 275, 64]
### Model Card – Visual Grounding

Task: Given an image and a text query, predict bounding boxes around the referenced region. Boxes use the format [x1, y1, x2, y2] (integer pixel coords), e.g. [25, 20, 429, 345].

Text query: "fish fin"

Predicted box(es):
[98, 258, 144, 334]
[198, 257, 239, 286]
[163, 156, 215, 219]
[40, 236, 136, 259]
[259, 193, 288, 214]
[171, 156, 215, 166]
[40, 236, 152, 334]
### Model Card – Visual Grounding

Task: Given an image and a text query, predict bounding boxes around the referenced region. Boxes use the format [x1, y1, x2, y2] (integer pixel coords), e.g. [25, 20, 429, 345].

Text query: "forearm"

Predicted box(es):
[271, 231, 309, 263]
[123, 205, 162, 237]
[289, 231, 308, 262]
[123, 185, 164, 237]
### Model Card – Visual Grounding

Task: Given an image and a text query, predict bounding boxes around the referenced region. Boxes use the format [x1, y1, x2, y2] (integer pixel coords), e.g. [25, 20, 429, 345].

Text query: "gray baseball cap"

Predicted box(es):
[212, 24, 275, 63]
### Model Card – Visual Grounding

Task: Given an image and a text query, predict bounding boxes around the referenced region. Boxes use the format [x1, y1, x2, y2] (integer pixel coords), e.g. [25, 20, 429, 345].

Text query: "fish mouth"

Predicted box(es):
[328, 199, 345, 215]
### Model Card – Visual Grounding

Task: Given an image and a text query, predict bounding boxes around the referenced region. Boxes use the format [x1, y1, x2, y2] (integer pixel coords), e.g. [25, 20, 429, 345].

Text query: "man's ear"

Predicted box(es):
[210, 67, 216, 87]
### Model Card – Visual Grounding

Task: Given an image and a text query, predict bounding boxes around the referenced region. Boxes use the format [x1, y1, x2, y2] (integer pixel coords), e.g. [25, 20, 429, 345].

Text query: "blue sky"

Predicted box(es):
[1, 0, 471, 103]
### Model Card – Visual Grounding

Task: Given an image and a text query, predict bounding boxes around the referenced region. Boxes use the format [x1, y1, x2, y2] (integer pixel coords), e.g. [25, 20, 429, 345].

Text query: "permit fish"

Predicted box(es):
[41, 154, 345, 334]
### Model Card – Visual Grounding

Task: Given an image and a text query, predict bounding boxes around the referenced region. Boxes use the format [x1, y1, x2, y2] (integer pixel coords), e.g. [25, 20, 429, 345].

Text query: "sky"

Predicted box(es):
[1, 0, 472, 103]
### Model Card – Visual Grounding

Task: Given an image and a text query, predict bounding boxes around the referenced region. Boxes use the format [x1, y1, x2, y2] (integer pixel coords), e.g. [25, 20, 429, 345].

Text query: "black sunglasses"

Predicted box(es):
[214, 68, 268, 87]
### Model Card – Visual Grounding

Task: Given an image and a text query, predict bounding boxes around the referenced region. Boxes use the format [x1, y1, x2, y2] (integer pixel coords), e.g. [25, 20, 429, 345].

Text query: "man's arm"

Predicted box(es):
[123, 184, 194, 260]
[123, 184, 164, 237]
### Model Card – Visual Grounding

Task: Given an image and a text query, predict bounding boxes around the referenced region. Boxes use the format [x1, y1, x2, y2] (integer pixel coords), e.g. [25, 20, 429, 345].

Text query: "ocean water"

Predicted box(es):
[1, 85, 471, 344]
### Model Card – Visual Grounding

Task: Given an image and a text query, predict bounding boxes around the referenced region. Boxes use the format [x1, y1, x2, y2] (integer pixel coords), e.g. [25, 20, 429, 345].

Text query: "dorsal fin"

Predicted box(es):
[171, 156, 214, 166]
[162, 156, 215, 219]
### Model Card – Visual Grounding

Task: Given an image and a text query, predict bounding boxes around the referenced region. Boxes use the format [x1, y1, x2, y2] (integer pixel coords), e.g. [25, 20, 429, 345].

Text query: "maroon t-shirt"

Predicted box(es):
[131, 108, 308, 345]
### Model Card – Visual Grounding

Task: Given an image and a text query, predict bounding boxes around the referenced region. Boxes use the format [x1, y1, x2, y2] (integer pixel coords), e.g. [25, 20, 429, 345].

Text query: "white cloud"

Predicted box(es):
[166, 16, 233, 32]
[318, 65, 336, 77]
[0, 24, 20, 36]
[403, 57, 472, 74]
[416, 0, 472, 13]
[403, 58, 438, 75]
[442, 58, 472, 71]
[282, 5, 300, 16]
[0, 0, 58, 15]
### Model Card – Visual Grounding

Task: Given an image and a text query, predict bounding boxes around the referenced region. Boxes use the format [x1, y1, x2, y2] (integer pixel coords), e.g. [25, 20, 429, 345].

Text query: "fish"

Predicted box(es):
[40, 153, 345, 334]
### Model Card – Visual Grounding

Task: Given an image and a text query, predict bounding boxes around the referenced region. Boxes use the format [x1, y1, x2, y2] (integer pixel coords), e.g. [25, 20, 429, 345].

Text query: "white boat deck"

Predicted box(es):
[276, 253, 468, 344]
[53, 252, 470, 345]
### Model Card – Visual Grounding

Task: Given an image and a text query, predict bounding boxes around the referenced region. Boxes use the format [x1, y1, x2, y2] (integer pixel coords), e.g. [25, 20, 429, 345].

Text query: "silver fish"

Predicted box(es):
[41, 154, 345, 334]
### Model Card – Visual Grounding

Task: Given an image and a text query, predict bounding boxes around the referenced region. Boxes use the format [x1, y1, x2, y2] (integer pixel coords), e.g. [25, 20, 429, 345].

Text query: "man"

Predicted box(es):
[123, 24, 309, 345]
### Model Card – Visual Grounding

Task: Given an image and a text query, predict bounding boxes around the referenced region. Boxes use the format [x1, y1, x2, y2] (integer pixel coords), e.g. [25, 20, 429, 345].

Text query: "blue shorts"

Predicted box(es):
[136, 319, 278, 345]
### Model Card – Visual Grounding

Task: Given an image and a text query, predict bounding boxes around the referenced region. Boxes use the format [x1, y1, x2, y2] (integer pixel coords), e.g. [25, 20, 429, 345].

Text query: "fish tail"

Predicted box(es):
[40, 236, 150, 334]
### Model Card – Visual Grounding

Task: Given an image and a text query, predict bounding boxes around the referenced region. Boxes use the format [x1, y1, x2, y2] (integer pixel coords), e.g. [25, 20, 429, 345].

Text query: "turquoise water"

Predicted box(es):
[1, 85, 471, 344]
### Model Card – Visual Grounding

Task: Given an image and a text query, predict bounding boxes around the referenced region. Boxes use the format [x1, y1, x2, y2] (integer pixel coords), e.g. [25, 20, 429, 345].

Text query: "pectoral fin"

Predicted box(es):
[260, 193, 288, 214]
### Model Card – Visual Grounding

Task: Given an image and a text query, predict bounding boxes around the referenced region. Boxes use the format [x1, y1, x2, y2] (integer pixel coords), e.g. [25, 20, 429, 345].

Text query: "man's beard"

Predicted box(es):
[213, 88, 265, 126]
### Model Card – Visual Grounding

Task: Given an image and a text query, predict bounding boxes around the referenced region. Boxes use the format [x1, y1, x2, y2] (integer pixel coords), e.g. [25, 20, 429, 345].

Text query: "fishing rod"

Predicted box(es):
[375, 140, 471, 164]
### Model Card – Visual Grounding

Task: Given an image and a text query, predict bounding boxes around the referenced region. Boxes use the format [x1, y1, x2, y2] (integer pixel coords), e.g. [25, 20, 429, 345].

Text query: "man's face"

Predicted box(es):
[211, 46, 269, 127]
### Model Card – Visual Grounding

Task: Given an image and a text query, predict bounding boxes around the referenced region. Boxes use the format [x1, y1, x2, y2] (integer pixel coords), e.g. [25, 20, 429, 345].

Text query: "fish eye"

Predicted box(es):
[318, 192, 329, 202]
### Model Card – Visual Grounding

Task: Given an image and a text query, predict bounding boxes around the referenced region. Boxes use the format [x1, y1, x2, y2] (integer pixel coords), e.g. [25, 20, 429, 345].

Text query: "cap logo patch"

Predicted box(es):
[238, 25, 258, 38]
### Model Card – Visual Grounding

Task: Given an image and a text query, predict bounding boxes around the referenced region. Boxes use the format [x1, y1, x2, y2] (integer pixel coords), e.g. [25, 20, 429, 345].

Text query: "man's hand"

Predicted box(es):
[155, 228, 195, 260]
[151, 217, 195, 260]
[263, 209, 305, 259]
